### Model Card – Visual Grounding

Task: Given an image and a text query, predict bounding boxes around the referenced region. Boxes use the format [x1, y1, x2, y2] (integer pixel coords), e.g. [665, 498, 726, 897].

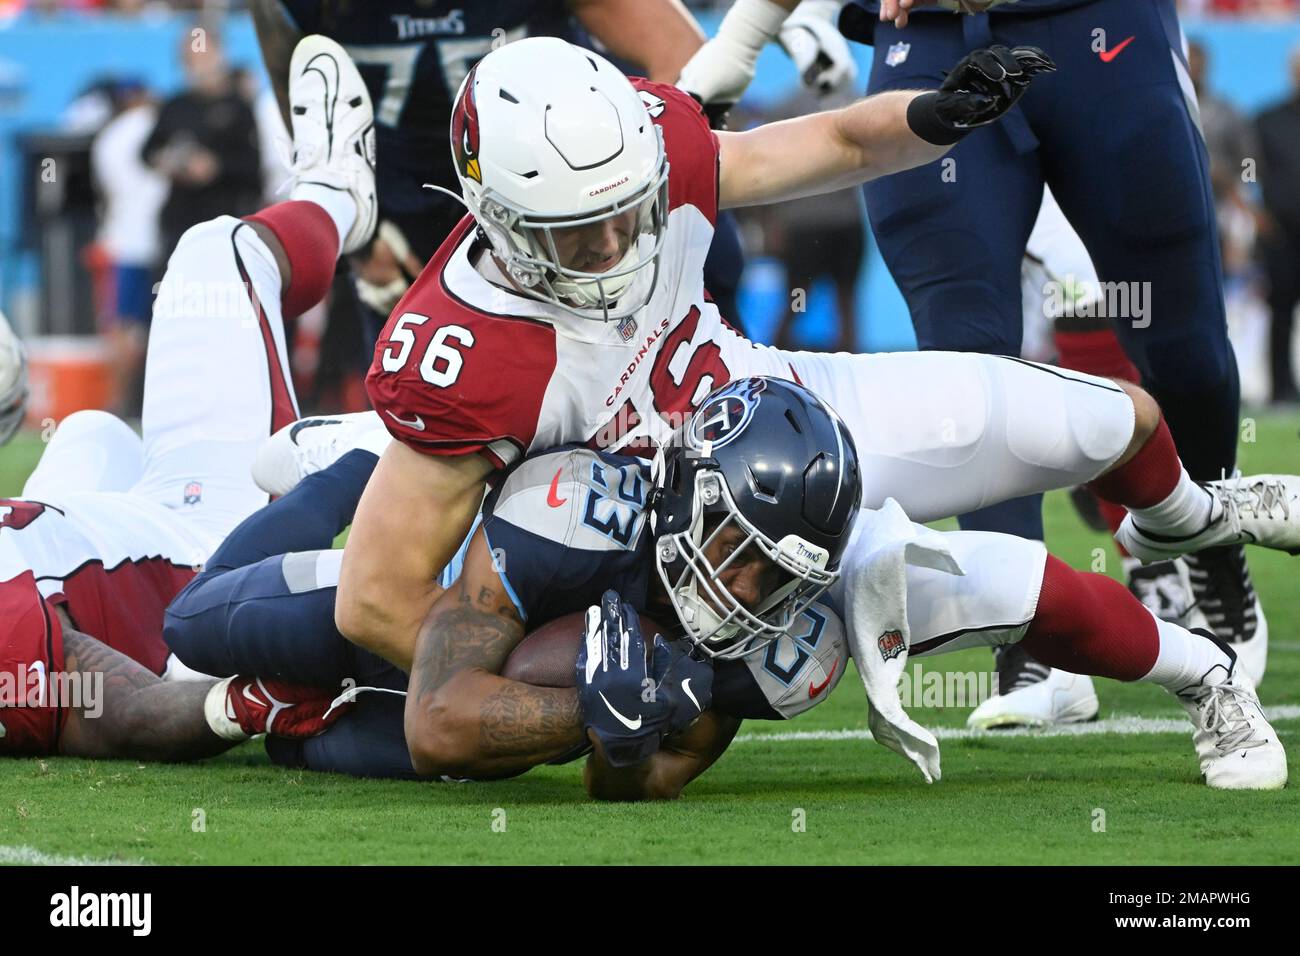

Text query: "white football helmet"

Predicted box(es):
[449, 37, 669, 322]
[0, 309, 28, 445]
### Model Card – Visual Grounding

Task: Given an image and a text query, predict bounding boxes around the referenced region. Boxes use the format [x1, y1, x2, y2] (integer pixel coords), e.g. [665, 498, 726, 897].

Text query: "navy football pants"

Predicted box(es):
[164, 450, 418, 778]
[862, 0, 1238, 538]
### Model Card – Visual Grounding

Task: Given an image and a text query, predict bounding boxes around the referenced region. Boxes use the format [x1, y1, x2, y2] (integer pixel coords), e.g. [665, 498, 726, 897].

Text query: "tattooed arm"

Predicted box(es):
[584, 711, 741, 801]
[55, 612, 232, 762]
[403, 530, 585, 779]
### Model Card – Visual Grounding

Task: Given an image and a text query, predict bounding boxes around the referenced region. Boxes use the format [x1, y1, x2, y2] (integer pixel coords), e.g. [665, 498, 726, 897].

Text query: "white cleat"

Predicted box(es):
[252, 411, 390, 496]
[1174, 655, 1287, 790]
[967, 665, 1099, 730]
[0, 308, 28, 445]
[287, 35, 377, 253]
[1116, 474, 1300, 563]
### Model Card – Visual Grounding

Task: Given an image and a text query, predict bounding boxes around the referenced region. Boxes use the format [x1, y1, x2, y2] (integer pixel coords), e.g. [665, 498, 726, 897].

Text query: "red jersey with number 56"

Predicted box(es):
[366, 80, 794, 468]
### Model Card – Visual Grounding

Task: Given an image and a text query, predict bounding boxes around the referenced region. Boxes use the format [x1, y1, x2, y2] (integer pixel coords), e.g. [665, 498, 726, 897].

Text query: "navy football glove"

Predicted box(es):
[576, 591, 672, 768]
[652, 639, 714, 736]
[938, 44, 1055, 128]
[908, 45, 1055, 144]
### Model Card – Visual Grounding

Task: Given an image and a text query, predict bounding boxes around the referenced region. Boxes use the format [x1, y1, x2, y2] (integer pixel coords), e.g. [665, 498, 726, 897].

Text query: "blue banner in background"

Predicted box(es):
[0, 11, 1297, 350]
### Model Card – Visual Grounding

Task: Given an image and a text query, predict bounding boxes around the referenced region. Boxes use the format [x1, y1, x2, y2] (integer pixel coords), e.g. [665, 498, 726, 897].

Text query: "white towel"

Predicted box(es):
[830, 499, 965, 784]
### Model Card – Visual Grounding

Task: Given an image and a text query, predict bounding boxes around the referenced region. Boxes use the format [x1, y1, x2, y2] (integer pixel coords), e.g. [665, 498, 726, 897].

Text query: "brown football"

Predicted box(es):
[502, 609, 671, 688]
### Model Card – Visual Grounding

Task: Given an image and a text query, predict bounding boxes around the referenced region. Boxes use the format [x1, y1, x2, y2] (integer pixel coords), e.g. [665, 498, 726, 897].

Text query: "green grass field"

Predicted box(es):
[1, 414, 1297, 865]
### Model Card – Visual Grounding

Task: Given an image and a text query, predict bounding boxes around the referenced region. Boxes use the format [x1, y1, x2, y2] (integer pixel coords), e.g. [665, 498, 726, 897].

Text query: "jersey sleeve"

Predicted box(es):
[712, 604, 849, 720]
[480, 449, 651, 623]
[631, 79, 720, 226]
[365, 262, 557, 470]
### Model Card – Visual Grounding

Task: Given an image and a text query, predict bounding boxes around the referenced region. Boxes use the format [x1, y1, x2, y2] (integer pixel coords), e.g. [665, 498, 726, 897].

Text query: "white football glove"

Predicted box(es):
[0, 309, 28, 446]
[354, 219, 422, 316]
[779, 1, 857, 95]
[677, 0, 791, 113]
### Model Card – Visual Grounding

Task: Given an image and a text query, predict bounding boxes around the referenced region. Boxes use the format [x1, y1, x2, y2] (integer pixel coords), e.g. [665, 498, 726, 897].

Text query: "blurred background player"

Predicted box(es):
[90, 79, 168, 418]
[1255, 43, 1300, 406]
[0, 310, 27, 448]
[143, 25, 262, 259]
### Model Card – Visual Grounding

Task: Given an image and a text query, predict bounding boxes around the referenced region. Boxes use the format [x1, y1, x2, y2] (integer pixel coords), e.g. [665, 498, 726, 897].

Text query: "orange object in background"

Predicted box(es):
[23, 336, 117, 428]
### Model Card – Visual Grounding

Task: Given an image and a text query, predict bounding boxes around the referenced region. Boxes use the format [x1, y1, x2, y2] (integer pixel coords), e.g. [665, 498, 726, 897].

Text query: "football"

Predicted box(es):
[502, 609, 672, 688]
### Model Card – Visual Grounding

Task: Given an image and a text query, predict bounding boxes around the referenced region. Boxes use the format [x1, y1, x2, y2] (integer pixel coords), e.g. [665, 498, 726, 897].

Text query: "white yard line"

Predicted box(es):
[0, 845, 149, 866]
[734, 704, 1300, 744]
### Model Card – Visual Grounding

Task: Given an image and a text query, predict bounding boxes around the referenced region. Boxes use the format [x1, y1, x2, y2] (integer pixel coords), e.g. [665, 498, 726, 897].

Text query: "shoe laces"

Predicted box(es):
[276, 132, 324, 197]
[1209, 473, 1291, 538]
[1188, 680, 1266, 755]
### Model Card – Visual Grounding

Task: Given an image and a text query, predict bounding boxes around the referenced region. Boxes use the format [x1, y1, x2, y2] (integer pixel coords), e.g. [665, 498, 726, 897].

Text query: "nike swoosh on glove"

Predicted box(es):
[650, 637, 714, 735]
[935, 45, 1056, 129]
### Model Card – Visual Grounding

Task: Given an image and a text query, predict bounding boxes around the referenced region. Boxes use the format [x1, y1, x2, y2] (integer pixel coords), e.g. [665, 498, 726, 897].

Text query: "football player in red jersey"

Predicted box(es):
[0, 36, 375, 759]
[321, 37, 1300, 711]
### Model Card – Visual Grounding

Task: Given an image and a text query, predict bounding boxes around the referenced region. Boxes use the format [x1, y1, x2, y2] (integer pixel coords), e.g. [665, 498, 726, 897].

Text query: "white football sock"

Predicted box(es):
[1130, 467, 1213, 536]
[1140, 616, 1233, 692]
[203, 677, 250, 742]
[290, 182, 356, 254]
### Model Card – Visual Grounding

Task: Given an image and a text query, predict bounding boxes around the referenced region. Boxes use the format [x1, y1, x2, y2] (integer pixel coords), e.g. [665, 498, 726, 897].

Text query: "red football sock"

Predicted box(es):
[1019, 555, 1159, 681]
[1098, 499, 1129, 542]
[1087, 416, 1182, 510]
[244, 201, 339, 319]
[1053, 327, 1140, 384]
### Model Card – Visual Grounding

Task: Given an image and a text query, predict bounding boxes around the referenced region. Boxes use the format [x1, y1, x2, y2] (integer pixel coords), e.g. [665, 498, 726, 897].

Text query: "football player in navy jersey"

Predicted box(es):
[164, 380, 861, 789]
[250, 0, 709, 333]
[167, 377, 1286, 795]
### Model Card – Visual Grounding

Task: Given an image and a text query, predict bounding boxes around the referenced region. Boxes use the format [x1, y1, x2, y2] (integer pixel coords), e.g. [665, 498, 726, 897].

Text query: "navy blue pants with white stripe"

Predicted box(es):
[860, 0, 1238, 539]
[164, 450, 418, 778]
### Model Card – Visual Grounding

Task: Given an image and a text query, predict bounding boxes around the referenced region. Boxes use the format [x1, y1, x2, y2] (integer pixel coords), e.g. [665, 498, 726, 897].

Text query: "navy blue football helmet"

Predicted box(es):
[651, 377, 861, 659]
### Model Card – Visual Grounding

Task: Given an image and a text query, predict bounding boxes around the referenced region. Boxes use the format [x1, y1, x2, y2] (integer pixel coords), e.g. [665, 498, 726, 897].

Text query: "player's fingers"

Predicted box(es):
[968, 49, 1007, 82]
[1012, 46, 1057, 75]
[600, 590, 622, 670]
[621, 600, 649, 671]
[990, 45, 1024, 80]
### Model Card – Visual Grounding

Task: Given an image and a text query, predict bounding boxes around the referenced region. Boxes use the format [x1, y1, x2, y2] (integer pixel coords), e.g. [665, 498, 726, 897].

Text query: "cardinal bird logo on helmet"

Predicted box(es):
[452, 65, 483, 184]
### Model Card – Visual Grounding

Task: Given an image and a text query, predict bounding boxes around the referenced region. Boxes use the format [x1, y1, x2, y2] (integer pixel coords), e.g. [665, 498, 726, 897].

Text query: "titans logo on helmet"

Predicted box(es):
[688, 377, 767, 451]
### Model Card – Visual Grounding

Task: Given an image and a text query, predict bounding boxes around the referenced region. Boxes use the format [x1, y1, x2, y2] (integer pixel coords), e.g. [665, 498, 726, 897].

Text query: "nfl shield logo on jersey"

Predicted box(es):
[183, 481, 203, 506]
[878, 629, 905, 661]
[616, 315, 638, 343]
[885, 42, 911, 67]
